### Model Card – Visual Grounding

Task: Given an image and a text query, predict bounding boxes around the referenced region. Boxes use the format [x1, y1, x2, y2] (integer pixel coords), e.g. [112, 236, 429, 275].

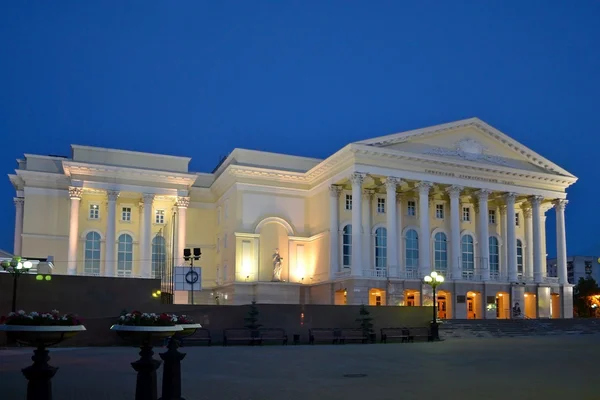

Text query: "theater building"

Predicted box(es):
[9, 118, 577, 318]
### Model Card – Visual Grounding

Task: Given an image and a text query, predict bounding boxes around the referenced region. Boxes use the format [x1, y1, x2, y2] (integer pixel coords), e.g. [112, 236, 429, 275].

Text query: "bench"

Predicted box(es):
[408, 327, 433, 342]
[339, 329, 368, 344]
[259, 328, 288, 345]
[309, 328, 339, 344]
[180, 328, 212, 347]
[223, 328, 262, 346]
[381, 327, 410, 344]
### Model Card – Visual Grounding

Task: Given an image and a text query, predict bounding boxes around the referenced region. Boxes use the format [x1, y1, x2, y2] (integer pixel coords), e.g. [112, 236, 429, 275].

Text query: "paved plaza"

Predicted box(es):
[0, 335, 597, 400]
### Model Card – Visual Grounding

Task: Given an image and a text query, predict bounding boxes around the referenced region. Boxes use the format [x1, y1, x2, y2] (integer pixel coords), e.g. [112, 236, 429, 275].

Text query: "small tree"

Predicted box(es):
[356, 304, 374, 341]
[244, 300, 261, 336]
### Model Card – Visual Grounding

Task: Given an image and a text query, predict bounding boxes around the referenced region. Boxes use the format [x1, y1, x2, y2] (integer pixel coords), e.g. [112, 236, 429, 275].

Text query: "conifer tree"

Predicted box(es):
[244, 300, 262, 332]
[356, 304, 374, 339]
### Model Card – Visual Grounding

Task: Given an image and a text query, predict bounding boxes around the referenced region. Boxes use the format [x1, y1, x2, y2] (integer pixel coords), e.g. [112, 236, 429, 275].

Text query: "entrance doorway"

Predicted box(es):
[404, 289, 420, 306]
[496, 292, 509, 319]
[334, 289, 347, 305]
[369, 288, 386, 306]
[524, 293, 536, 318]
[551, 294, 561, 318]
[466, 291, 480, 319]
[437, 290, 451, 319]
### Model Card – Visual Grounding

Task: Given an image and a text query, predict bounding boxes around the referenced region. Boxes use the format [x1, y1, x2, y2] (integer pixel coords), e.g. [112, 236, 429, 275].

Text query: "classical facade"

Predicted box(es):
[9, 118, 577, 318]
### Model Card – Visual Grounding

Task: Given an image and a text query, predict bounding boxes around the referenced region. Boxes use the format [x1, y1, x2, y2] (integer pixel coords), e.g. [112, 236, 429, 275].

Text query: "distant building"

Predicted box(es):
[547, 256, 599, 284]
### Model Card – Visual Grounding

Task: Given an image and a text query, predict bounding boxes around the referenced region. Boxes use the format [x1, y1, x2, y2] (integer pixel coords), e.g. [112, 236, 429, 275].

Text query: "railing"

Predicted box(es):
[334, 268, 352, 278]
[544, 276, 560, 284]
[362, 268, 387, 278]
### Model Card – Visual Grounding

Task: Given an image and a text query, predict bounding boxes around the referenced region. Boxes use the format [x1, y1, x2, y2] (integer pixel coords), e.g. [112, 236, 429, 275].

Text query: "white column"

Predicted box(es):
[504, 193, 518, 282]
[445, 185, 462, 280]
[385, 178, 400, 276]
[176, 196, 190, 267]
[396, 195, 403, 275]
[104, 190, 119, 277]
[13, 197, 25, 255]
[417, 182, 432, 277]
[67, 187, 83, 275]
[329, 185, 342, 278]
[476, 189, 491, 281]
[553, 199, 568, 285]
[523, 206, 534, 281]
[140, 194, 154, 278]
[499, 205, 508, 279]
[362, 188, 374, 270]
[529, 195, 544, 283]
[350, 172, 365, 276]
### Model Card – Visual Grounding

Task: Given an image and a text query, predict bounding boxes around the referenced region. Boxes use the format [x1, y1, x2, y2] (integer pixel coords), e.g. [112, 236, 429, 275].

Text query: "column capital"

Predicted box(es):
[362, 188, 375, 200]
[13, 197, 24, 207]
[445, 185, 463, 198]
[384, 177, 402, 191]
[553, 199, 568, 210]
[329, 184, 343, 197]
[523, 207, 532, 218]
[498, 205, 507, 215]
[416, 181, 433, 195]
[475, 189, 492, 201]
[528, 195, 544, 207]
[69, 186, 83, 200]
[350, 172, 366, 186]
[142, 193, 155, 204]
[106, 190, 120, 202]
[503, 192, 517, 203]
[176, 196, 190, 208]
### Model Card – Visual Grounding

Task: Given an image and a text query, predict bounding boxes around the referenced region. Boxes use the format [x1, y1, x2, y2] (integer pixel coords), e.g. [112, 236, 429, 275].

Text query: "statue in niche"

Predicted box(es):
[272, 248, 283, 282]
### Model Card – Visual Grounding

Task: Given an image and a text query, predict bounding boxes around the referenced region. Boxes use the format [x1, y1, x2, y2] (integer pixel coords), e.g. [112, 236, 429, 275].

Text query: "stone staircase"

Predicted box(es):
[440, 318, 600, 339]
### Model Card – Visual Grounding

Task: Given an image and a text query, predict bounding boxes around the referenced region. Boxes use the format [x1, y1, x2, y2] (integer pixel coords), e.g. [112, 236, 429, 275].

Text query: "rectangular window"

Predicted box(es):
[224, 200, 229, 219]
[155, 209, 165, 224]
[515, 213, 520, 226]
[462, 207, 470, 222]
[217, 207, 221, 225]
[488, 209, 496, 224]
[435, 204, 444, 219]
[224, 234, 228, 249]
[89, 204, 100, 220]
[121, 207, 131, 222]
[407, 200, 416, 217]
[377, 198, 386, 214]
[216, 237, 220, 253]
[345, 194, 353, 211]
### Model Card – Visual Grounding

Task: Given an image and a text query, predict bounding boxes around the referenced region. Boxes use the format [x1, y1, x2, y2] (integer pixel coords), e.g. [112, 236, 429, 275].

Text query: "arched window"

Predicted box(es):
[374, 227, 387, 269]
[151, 235, 166, 279]
[405, 229, 419, 271]
[117, 233, 133, 277]
[84, 231, 101, 276]
[461, 234, 475, 278]
[342, 225, 352, 268]
[434, 232, 447, 272]
[489, 236, 499, 276]
[517, 239, 524, 276]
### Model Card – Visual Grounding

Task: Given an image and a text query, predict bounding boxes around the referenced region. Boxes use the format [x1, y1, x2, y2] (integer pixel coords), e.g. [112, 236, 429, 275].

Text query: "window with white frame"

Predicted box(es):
[377, 198, 386, 214]
[405, 229, 419, 270]
[84, 231, 101, 275]
[217, 206, 221, 225]
[434, 232, 447, 272]
[216, 237, 220, 253]
[488, 209, 496, 224]
[489, 236, 499, 275]
[155, 209, 165, 224]
[223, 234, 228, 248]
[151, 235, 166, 279]
[435, 204, 444, 219]
[117, 233, 133, 277]
[345, 194, 353, 210]
[461, 234, 475, 276]
[516, 239, 523, 276]
[515, 213, 520, 226]
[462, 207, 471, 222]
[121, 207, 132, 222]
[224, 200, 229, 219]
[89, 204, 100, 220]
[374, 227, 387, 269]
[407, 200, 416, 217]
[342, 225, 352, 267]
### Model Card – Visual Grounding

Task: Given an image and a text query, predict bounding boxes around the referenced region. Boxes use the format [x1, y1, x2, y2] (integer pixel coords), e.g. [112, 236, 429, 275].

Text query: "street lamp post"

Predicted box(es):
[183, 248, 201, 305]
[423, 271, 444, 341]
[1, 257, 33, 312]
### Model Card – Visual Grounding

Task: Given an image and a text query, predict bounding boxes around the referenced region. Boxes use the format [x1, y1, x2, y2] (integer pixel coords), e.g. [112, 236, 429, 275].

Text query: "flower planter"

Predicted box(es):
[0, 325, 86, 347]
[110, 324, 183, 345]
[174, 323, 202, 339]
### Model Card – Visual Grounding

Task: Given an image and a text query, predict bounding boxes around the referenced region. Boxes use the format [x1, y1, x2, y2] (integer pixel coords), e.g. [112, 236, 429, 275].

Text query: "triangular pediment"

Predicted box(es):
[356, 118, 575, 177]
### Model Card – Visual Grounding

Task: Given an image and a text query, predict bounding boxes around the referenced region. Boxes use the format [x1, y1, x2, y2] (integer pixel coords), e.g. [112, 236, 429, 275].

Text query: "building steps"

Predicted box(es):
[440, 319, 600, 339]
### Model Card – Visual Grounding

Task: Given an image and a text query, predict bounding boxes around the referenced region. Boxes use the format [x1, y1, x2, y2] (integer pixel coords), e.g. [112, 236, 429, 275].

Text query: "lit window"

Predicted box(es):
[121, 207, 131, 222]
[345, 194, 353, 211]
[435, 204, 444, 219]
[89, 204, 100, 220]
[407, 200, 416, 217]
[488, 209, 496, 224]
[462, 207, 471, 222]
[377, 198, 386, 214]
[155, 209, 165, 224]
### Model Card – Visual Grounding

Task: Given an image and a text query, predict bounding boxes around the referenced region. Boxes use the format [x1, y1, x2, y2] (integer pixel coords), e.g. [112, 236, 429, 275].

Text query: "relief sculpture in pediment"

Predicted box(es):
[425, 138, 509, 166]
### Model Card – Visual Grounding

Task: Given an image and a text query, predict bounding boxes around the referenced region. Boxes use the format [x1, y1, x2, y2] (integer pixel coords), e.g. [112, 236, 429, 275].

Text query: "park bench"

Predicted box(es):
[180, 328, 212, 347]
[339, 329, 368, 344]
[408, 327, 433, 342]
[309, 328, 339, 344]
[259, 328, 288, 345]
[223, 328, 262, 346]
[380, 327, 410, 343]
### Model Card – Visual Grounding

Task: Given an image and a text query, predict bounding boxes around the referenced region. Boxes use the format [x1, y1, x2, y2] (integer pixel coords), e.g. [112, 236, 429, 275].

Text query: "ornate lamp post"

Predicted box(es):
[423, 271, 444, 341]
[1, 256, 33, 312]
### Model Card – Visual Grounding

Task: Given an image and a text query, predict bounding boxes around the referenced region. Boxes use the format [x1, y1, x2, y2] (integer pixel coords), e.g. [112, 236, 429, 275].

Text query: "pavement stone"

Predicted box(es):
[0, 335, 597, 400]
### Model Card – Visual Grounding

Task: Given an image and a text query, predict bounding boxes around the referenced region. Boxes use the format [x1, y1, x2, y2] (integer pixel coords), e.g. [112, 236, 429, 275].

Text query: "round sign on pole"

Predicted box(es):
[185, 270, 199, 285]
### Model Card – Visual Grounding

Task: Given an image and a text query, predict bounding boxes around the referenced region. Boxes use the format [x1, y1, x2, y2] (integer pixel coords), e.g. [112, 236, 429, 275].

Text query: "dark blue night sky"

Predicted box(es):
[1, 1, 599, 257]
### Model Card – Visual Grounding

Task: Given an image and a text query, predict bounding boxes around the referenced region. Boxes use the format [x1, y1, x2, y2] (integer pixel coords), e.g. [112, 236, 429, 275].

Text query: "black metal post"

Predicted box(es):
[11, 274, 18, 312]
[21, 345, 58, 400]
[159, 338, 186, 400]
[430, 285, 439, 341]
[189, 259, 194, 305]
[131, 341, 162, 400]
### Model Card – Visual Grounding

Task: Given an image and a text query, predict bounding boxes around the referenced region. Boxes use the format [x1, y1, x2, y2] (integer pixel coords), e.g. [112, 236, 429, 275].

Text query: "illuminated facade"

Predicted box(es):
[9, 118, 577, 318]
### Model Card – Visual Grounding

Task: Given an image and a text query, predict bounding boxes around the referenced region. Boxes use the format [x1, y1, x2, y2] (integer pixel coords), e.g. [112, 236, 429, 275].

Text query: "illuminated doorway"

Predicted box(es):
[369, 288, 387, 306]
[551, 294, 561, 318]
[334, 289, 347, 305]
[437, 290, 451, 319]
[524, 293, 536, 318]
[405, 289, 420, 306]
[467, 291, 480, 319]
[496, 292, 510, 319]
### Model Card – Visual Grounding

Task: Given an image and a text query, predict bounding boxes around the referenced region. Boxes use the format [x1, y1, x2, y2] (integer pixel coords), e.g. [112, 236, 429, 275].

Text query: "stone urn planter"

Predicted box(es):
[0, 310, 85, 400]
